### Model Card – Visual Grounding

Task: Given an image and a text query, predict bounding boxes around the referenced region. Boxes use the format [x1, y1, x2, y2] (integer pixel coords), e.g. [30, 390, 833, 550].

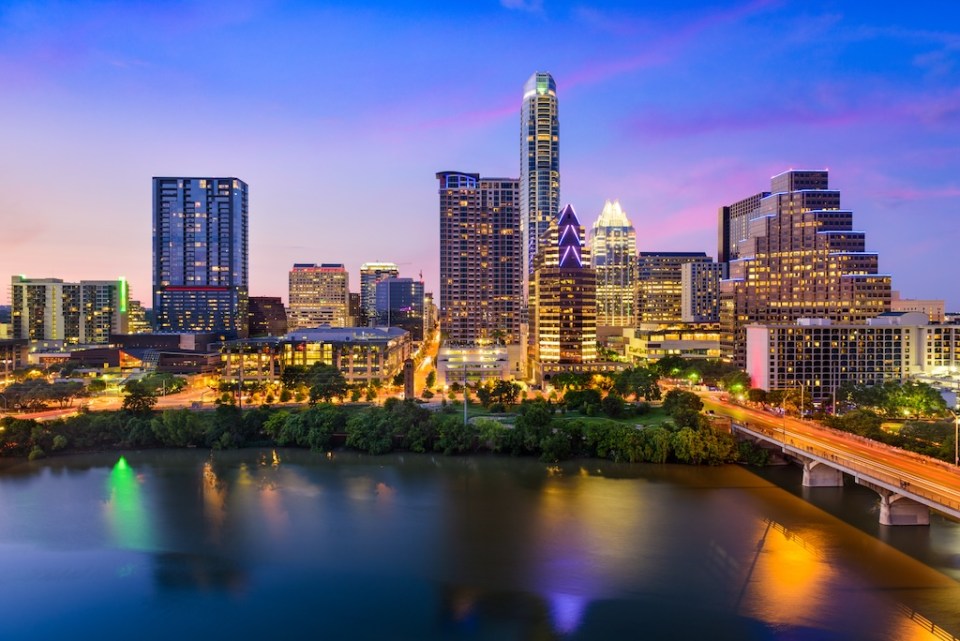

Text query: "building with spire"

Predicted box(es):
[588, 200, 637, 328]
[520, 72, 560, 284]
[529, 205, 622, 383]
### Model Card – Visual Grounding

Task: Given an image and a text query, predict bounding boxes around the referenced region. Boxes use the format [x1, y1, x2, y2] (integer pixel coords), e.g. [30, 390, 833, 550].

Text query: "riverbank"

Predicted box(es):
[0, 398, 768, 466]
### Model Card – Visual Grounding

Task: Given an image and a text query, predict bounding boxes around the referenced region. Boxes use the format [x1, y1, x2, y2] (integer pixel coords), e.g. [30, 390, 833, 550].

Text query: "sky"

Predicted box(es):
[1, 0, 959, 309]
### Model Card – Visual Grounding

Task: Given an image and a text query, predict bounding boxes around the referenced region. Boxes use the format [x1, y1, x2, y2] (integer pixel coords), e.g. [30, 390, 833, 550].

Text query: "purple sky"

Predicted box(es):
[2, 0, 959, 309]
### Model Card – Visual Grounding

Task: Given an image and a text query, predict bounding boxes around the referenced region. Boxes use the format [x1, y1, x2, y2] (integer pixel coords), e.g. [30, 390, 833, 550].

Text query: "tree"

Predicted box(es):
[614, 367, 661, 402]
[719, 370, 751, 394]
[654, 355, 688, 378]
[601, 392, 625, 418]
[87, 378, 107, 394]
[122, 381, 158, 415]
[425, 370, 436, 390]
[747, 388, 768, 404]
[662, 389, 703, 417]
[307, 363, 348, 404]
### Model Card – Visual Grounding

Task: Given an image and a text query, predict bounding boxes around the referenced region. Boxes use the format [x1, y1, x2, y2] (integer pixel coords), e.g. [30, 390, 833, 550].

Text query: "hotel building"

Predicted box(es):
[288, 263, 349, 329]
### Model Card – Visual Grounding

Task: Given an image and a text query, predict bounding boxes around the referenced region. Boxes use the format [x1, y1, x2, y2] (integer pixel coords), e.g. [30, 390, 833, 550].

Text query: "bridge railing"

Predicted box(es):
[735, 422, 960, 514]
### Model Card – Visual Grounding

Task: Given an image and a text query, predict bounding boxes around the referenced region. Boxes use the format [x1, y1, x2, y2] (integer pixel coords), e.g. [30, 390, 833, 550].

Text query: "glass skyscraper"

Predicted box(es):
[375, 277, 425, 342]
[520, 72, 559, 282]
[588, 200, 637, 327]
[152, 177, 248, 336]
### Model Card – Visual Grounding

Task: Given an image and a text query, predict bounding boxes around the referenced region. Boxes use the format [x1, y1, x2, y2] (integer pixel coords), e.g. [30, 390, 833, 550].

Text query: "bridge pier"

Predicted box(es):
[800, 459, 844, 487]
[857, 479, 930, 526]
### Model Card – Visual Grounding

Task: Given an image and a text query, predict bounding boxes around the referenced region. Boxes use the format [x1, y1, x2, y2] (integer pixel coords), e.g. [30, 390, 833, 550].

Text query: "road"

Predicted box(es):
[703, 395, 960, 516]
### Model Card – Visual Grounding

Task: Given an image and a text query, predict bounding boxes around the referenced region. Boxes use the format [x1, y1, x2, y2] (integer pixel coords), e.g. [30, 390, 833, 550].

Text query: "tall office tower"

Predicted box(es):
[288, 263, 349, 329]
[359, 262, 400, 326]
[589, 200, 637, 327]
[717, 191, 769, 266]
[11, 276, 128, 345]
[681, 261, 724, 323]
[375, 277, 425, 341]
[520, 72, 560, 285]
[248, 296, 289, 337]
[437, 172, 522, 344]
[348, 292, 361, 326]
[636, 252, 712, 323]
[720, 169, 891, 367]
[153, 177, 248, 336]
[531, 205, 596, 367]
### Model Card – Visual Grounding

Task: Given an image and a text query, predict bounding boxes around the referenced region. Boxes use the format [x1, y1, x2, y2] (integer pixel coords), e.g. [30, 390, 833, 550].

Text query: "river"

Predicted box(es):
[0, 449, 958, 640]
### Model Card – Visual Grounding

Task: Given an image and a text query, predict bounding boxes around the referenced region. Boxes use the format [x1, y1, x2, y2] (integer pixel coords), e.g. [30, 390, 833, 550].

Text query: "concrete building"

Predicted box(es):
[288, 263, 349, 329]
[681, 261, 723, 323]
[721, 169, 891, 367]
[621, 323, 722, 363]
[221, 326, 411, 388]
[126, 299, 152, 334]
[375, 277, 425, 342]
[10, 276, 129, 347]
[637, 252, 712, 323]
[248, 296, 288, 337]
[359, 262, 399, 327]
[589, 200, 637, 327]
[746, 313, 930, 399]
[153, 177, 248, 336]
[437, 171, 522, 345]
[718, 191, 770, 266]
[436, 344, 512, 387]
[890, 291, 945, 323]
[0, 338, 29, 383]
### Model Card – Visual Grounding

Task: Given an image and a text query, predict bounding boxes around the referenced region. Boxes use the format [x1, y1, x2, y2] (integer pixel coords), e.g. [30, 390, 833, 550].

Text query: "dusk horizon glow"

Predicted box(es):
[2, 1, 959, 309]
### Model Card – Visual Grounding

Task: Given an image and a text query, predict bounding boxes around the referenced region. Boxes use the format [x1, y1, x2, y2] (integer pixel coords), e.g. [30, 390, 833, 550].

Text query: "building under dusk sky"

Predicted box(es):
[2, 1, 959, 309]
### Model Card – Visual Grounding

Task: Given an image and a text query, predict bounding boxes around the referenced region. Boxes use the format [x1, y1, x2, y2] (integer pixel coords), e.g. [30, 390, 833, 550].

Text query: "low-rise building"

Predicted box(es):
[620, 323, 722, 363]
[221, 326, 411, 388]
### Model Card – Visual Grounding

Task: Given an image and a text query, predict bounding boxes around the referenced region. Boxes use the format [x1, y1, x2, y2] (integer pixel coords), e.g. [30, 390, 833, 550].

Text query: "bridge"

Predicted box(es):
[703, 397, 960, 526]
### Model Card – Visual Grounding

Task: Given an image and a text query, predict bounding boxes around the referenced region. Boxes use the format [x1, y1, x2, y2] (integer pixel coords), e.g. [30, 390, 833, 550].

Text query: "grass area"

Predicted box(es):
[553, 406, 673, 428]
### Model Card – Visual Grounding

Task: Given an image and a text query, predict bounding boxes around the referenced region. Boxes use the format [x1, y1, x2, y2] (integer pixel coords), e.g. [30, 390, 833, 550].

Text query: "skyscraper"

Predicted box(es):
[681, 261, 723, 323]
[152, 177, 248, 336]
[589, 200, 637, 327]
[530, 204, 597, 373]
[437, 171, 522, 344]
[720, 169, 891, 366]
[520, 72, 560, 283]
[359, 262, 400, 326]
[288, 263, 349, 329]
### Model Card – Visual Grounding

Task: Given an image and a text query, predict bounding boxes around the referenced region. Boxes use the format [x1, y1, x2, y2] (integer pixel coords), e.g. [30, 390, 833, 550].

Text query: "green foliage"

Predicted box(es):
[425, 370, 436, 389]
[434, 413, 476, 455]
[738, 440, 770, 466]
[614, 366, 661, 402]
[122, 381, 158, 415]
[837, 380, 948, 419]
[307, 363, 349, 404]
[563, 388, 601, 412]
[87, 378, 107, 393]
[747, 388, 767, 404]
[345, 408, 394, 454]
[151, 410, 205, 447]
[823, 409, 884, 438]
[601, 392, 625, 418]
[662, 389, 703, 417]
[139, 373, 187, 395]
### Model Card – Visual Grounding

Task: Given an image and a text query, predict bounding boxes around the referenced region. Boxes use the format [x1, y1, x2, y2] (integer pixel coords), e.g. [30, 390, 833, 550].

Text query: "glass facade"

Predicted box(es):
[520, 72, 559, 283]
[153, 177, 248, 335]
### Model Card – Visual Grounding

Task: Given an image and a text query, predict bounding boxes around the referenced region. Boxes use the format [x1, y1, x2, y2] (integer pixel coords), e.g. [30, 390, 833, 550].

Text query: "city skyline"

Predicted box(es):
[2, 1, 959, 308]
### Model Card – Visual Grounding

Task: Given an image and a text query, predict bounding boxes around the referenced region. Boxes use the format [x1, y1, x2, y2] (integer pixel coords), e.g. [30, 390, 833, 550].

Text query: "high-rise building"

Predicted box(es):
[437, 172, 522, 344]
[359, 262, 400, 326]
[531, 205, 597, 374]
[288, 263, 349, 329]
[589, 200, 637, 327]
[152, 177, 248, 336]
[721, 169, 891, 367]
[718, 191, 770, 266]
[681, 261, 724, 323]
[248, 296, 289, 337]
[520, 72, 560, 283]
[11, 276, 128, 346]
[637, 253, 712, 323]
[375, 277, 425, 341]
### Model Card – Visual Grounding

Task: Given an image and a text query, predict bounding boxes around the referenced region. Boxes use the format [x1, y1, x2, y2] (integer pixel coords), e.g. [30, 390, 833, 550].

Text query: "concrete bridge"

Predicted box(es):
[731, 418, 960, 526]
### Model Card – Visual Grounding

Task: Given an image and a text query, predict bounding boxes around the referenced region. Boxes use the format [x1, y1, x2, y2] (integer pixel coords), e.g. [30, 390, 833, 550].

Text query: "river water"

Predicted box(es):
[1, 449, 958, 640]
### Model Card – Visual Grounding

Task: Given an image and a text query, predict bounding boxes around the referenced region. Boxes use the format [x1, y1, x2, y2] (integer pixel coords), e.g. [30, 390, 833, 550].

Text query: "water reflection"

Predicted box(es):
[102, 456, 153, 551]
[2, 451, 960, 640]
